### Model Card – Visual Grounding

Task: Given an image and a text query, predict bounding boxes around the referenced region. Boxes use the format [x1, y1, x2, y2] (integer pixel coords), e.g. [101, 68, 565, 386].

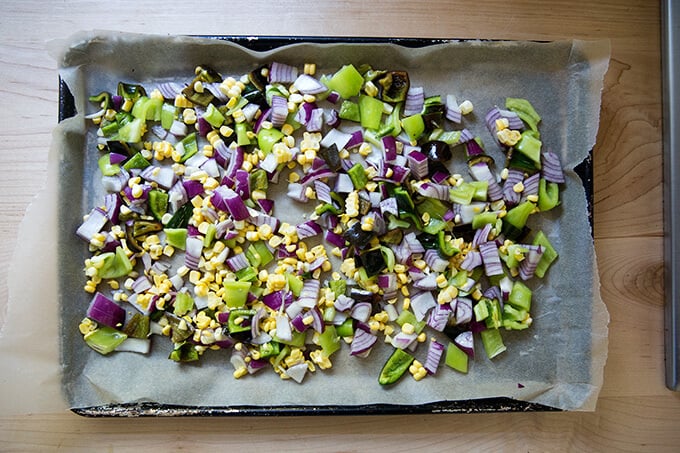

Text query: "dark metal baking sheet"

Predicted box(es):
[59, 35, 594, 417]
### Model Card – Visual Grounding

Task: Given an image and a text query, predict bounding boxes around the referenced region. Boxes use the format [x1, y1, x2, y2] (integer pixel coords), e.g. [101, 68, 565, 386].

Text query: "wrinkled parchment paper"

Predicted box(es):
[0, 31, 610, 415]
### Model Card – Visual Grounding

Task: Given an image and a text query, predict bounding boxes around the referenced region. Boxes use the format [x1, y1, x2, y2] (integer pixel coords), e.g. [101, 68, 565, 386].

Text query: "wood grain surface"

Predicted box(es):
[1, 1, 678, 451]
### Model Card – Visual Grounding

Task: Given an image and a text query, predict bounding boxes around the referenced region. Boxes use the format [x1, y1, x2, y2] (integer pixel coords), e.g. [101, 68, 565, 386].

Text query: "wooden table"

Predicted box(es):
[1, 1, 677, 451]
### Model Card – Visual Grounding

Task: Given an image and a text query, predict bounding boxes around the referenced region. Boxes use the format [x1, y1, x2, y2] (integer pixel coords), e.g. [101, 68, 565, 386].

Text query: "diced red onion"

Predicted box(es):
[234, 169, 251, 200]
[350, 302, 372, 322]
[350, 328, 378, 356]
[213, 139, 232, 167]
[454, 330, 475, 358]
[541, 151, 566, 183]
[184, 237, 203, 270]
[382, 136, 397, 162]
[522, 172, 541, 200]
[196, 116, 212, 136]
[410, 290, 437, 322]
[169, 120, 188, 137]
[140, 165, 177, 190]
[334, 173, 354, 193]
[132, 275, 152, 294]
[296, 220, 322, 239]
[76, 208, 108, 242]
[414, 273, 438, 291]
[379, 197, 399, 217]
[425, 249, 449, 273]
[503, 168, 525, 206]
[226, 252, 248, 272]
[326, 91, 341, 103]
[321, 128, 353, 151]
[212, 186, 249, 220]
[275, 314, 293, 342]
[306, 108, 324, 132]
[519, 244, 544, 280]
[270, 95, 288, 127]
[269, 62, 298, 83]
[391, 331, 418, 349]
[242, 103, 260, 123]
[87, 292, 125, 328]
[479, 241, 504, 276]
[404, 232, 425, 254]
[407, 151, 429, 179]
[424, 339, 445, 374]
[404, 86, 424, 116]
[293, 74, 327, 95]
[157, 82, 182, 99]
[298, 279, 320, 308]
[334, 294, 354, 312]
[427, 303, 452, 332]
[472, 223, 493, 249]
[324, 109, 340, 128]
[204, 82, 229, 103]
[455, 297, 473, 325]
[445, 94, 462, 123]
[285, 362, 309, 384]
[469, 162, 503, 202]
[262, 290, 292, 311]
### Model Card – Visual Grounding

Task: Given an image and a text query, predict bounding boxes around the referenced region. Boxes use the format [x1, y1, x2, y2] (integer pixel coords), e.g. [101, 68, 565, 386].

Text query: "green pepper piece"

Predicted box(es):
[325, 64, 364, 99]
[437, 230, 459, 257]
[514, 132, 542, 167]
[275, 329, 307, 348]
[287, 274, 304, 297]
[449, 182, 477, 205]
[203, 103, 225, 128]
[474, 299, 490, 322]
[182, 84, 214, 107]
[387, 214, 410, 230]
[358, 94, 384, 130]
[177, 133, 198, 163]
[131, 96, 162, 121]
[471, 211, 498, 230]
[348, 163, 368, 189]
[228, 309, 256, 335]
[272, 345, 291, 368]
[401, 113, 425, 144]
[235, 266, 258, 282]
[444, 342, 469, 373]
[148, 189, 168, 221]
[257, 127, 284, 154]
[161, 103, 176, 130]
[315, 202, 341, 216]
[235, 122, 253, 147]
[336, 318, 354, 337]
[532, 231, 558, 278]
[422, 217, 447, 235]
[249, 168, 269, 191]
[323, 306, 337, 323]
[166, 203, 193, 229]
[122, 313, 150, 339]
[100, 121, 121, 137]
[84, 326, 128, 355]
[502, 201, 536, 240]
[259, 341, 281, 359]
[222, 281, 251, 308]
[117, 82, 146, 102]
[318, 325, 341, 356]
[502, 243, 529, 269]
[98, 246, 133, 279]
[89, 91, 111, 110]
[379, 348, 415, 385]
[329, 279, 346, 298]
[505, 97, 541, 132]
[509, 280, 532, 311]
[123, 152, 151, 171]
[132, 220, 162, 237]
[98, 154, 120, 176]
[338, 100, 361, 122]
[117, 117, 145, 143]
[538, 178, 560, 211]
[164, 228, 187, 250]
[484, 298, 503, 329]
[173, 291, 194, 316]
[169, 342, 199, 362]
[395, 310, 427, 333]
[480, 328, 507, 359]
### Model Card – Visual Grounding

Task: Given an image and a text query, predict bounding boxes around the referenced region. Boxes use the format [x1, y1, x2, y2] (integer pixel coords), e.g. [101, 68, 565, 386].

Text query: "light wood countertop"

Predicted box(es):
[1, 1, 678, 451]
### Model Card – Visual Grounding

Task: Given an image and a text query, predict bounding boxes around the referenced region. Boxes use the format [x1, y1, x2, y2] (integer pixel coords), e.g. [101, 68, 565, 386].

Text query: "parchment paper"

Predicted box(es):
[0, 31, 610, 415]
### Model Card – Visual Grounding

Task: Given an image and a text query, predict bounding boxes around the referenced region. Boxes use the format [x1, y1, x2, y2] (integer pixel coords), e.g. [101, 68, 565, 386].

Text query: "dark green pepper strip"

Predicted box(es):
[148, 189, 168, 221]
[259, 341, 281, 359]
[437, 230, 459, 257]
[117, 82, 146, 102]
[122, 313, 150, 339]
[89, 91, 111, 110]
[169, 342, 199, 362]
[379, 348, 415, 385]
[228, 309, 256, 335]
[166, 203, 193, 229]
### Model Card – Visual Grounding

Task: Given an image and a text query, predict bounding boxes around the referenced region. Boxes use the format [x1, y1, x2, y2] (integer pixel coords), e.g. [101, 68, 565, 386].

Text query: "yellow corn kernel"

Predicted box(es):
[513, 181, 525, 193]
[304, 63, 316, 75]
[233, 366, 248, 379]
[401, 323, 415, 335]
[403, 297, 411, 310]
